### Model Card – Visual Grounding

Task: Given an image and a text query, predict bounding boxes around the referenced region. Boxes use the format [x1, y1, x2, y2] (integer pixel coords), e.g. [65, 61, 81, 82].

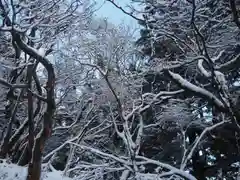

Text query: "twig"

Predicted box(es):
[181, 120, 228, 169]
[0, 78, 27, 89]
[106, 0, 143, 22]
[136, 156, 197, 180]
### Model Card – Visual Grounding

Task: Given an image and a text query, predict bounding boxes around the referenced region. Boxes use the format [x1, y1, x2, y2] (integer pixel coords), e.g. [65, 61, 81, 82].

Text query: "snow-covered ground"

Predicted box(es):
[0, 160, 72, 180]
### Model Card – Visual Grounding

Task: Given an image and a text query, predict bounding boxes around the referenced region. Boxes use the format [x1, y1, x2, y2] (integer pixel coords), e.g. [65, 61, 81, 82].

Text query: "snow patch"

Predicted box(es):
[0, 162, 27, 180]
[42, 171, 72, 180]
[0, 161, 72, 180]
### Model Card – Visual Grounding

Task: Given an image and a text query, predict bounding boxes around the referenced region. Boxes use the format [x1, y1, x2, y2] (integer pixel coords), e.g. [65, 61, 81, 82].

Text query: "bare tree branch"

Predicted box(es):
[106, 0, 143, 22]
[0, 78, 27, 89]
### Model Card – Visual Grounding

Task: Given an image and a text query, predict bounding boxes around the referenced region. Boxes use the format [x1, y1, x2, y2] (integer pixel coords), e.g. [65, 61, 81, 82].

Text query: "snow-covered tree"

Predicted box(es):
[1, 0, 239, 179]
[124, 0, 240, 179]
[0, 0, 95, 179]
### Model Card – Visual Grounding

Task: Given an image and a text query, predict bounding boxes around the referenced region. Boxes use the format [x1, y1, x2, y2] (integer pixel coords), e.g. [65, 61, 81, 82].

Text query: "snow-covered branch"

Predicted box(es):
[136, 156, 197, 180]
[168, 70, 226, 111]
[181, 120, 228, 170]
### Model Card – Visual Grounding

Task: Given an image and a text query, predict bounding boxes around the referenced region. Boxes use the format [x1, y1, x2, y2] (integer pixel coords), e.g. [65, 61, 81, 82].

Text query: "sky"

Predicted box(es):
[94, 0, 139, 28]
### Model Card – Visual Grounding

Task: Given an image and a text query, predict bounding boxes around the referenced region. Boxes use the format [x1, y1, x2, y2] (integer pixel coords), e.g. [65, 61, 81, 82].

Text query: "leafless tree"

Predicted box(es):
[105, 0, 240, 179]
[0, 0, 95, 179]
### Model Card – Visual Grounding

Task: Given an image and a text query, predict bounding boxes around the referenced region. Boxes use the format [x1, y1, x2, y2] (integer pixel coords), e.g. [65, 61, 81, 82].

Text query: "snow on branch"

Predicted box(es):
[218, 53, 240, 72]
[43, 115, 97, 161]
[13, 35, 54, 73]
[124, 89, 184, 121]
[181, 120, 228, 170]
[168, 70, 226, 111]
[69, 142, 132, 167]
[67, 142, 197, 179]
[135, 156, 197, 180]
[197, 59, 211, 77]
